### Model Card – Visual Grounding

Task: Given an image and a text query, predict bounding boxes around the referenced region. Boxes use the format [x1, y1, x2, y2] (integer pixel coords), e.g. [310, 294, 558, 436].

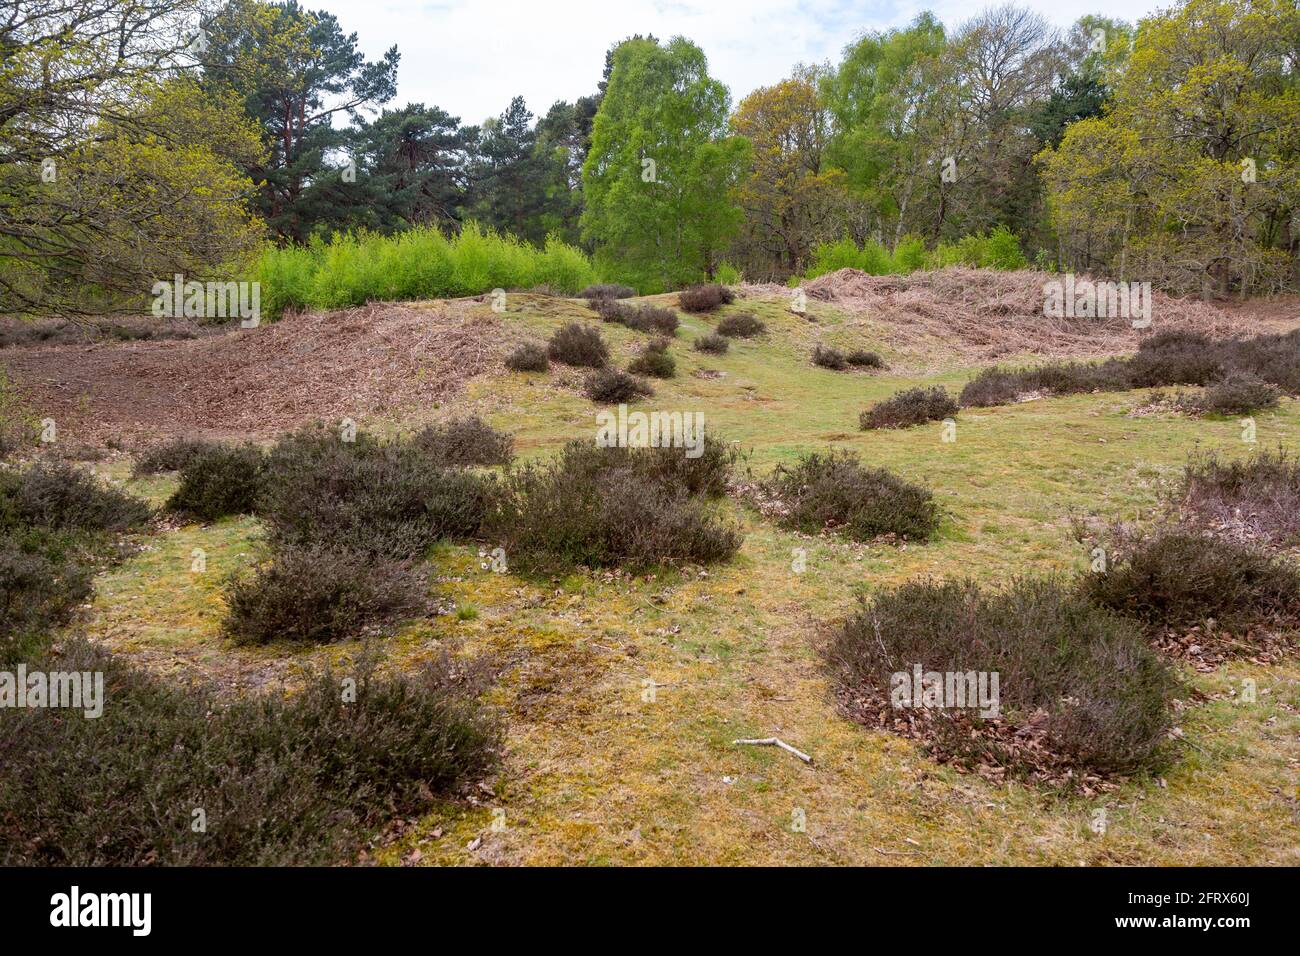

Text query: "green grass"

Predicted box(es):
[84, 287, 1300, 866]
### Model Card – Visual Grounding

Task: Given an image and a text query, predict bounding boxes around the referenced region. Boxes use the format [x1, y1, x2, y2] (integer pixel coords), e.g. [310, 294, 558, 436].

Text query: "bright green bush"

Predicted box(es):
[255, 224, 600, 318]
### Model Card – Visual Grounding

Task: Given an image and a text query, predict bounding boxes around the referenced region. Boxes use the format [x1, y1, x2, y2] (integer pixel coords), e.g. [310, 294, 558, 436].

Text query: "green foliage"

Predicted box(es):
[255, 224, 599, 318]
[582, 37, 751, 292]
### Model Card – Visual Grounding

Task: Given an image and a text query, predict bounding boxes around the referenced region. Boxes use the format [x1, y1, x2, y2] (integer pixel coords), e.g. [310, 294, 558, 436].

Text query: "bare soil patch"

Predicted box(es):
[1, 302, 503, 447]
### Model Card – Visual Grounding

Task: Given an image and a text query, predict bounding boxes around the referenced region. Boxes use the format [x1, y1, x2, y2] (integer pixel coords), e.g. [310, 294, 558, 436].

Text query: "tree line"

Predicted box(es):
[2, 0, 1296, 314]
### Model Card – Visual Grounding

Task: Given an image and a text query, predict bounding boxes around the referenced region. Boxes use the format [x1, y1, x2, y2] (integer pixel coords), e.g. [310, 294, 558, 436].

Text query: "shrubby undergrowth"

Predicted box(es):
[765, 451, 939, 542]
[825, 577, 1176, 782]
[256, 223, 599, 318]
[488, 437, 743, 573]
[0, 641, 501, 865]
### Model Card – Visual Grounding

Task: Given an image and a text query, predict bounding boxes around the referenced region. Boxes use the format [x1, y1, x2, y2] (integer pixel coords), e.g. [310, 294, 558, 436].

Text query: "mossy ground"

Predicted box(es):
[86, 291, 1300, 865]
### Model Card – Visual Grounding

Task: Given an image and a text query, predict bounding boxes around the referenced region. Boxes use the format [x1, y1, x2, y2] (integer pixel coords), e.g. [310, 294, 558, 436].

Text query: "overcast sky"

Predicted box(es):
[320, 0, 1173, 125]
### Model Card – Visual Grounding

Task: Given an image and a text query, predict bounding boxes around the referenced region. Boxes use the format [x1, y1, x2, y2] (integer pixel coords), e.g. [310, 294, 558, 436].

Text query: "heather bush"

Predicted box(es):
[488, 439, 743, 572]
[132, 437, 222, 476]
[222, 544, 429, 646]
[165, 443, 266, 520]
[627, 338, 676, 379]
[694, 333, 729, 354]
[589, 298, 679, 335]
[547, 322, 609, 367]
[1180, 448, 1300, 546]
[504, 341, 549, 372]
[678, 284, 735, 313]
[812, 344, 848, 370]
[0, 640, 501, 865]
[412, 416, 513, 467]
[860, 386, 958, 429]
[825, 577, 1176, 780]
[0, 460, 151, 534]
[1080, 528, 1300, 638]
[766, 451, 939, 542]
[1194, 372, 1281, 415]
[583, 367, 654, 403]
[846, 349, 884, 369]
[259, 427, 498, 558]
[716, 313, 765, 338]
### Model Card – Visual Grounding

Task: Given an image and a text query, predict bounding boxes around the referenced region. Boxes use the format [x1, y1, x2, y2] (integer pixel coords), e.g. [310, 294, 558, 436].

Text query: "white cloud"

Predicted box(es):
[321, 0, 1169, 124]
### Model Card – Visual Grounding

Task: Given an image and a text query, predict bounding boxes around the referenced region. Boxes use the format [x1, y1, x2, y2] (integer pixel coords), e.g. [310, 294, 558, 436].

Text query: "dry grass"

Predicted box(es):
[801, 268, 1254, 361]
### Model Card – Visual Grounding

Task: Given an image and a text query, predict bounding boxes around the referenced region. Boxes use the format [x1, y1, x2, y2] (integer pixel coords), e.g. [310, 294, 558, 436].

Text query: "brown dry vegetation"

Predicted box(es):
[797, 268, 1256, 361]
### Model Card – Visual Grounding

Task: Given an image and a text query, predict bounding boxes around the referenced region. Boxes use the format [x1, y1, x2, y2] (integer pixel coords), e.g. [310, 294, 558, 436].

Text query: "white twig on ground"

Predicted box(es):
[733, 737, 812, 764]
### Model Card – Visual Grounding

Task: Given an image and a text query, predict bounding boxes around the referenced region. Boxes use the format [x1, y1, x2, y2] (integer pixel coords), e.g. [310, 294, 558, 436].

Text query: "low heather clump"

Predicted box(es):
[222, 544, 429, 646]
[132, 437, 222, 477]
[589, 298, 679, 336]
[258, 426, 498, 559]
[488, 438, 743, 573]
[583, 367, 655, 403]
[627, 338, 676, 379]
[957, 328, 1300, 409]
[678, 284, 734, 313]
[0, 640, 501, 865]
[165, 443, 266, 520]
[825, 577, 1177, 782]
[0, 533, 93, 656]
[959, 359, 1130, 407]
[694, 333, 729, 355]
[860, 386, 958, 429]
[413, 416, 514, 467]
[504, 341, 549, 372]
[846, 350, 885, 369]
[1080, 528, 1300, 642]
[765, 450, 939, 542]
[716, 313, 765, 338]
[0, 460, 151, 534]
[1180, 448, 1300, 546]
[812, 344, 848, 370]
[547, 323, 609, 367]
[1193, 372, 1281, 416]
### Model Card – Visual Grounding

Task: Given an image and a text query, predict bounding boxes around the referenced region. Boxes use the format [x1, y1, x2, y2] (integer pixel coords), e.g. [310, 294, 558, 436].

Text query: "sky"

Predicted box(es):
[320, 0, 1174, 125]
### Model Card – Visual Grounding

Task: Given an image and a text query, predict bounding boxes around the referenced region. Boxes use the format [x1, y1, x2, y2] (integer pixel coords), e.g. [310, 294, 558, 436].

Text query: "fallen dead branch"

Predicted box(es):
[733, 737, 812, 764]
